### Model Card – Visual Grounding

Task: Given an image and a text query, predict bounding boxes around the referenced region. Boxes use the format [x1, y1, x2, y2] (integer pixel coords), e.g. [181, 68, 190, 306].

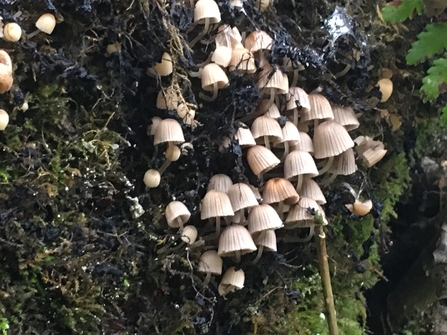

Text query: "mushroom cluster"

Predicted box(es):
[144, 0, 388, 297]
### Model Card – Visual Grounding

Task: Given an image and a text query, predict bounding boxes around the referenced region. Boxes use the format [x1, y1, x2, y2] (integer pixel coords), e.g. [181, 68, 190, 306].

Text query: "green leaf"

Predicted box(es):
[420, 56, 447, 101]
[442, 105, 447, 124]
[381, 0, 424, 23]
[407, 23, 447, 64]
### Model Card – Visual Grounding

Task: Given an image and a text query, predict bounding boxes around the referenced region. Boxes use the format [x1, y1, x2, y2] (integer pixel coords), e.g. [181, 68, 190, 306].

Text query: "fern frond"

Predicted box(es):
[421, 56, 447, 101]
[381, 0, 424, 23]
[406, 23, 447, 64]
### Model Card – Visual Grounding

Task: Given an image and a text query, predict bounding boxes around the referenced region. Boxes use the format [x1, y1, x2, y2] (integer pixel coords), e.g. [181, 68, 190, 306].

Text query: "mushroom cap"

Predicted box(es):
[291, 131, 314, 154]
[313, 120, 354, 159]
[248, 204, 283, 235]
[0, 109, 9, 131]
[154, 52, 173, 76]
[227, 183, 259, 212]
[0, 50, 13, 94]
[287, 87, 310, 112]
[246, 145, 280, 175]
[218, 225, 256, 257]
[165, 201, 191, 228]
[3, 22, 22, 42]
[301, 94, 334, 122]
[377, 78, 393, 102]
[284, 150, 319, 180]
[361, 148, 387, 168]
[194, 0, 221, 24]
[346, 199, 373, 216]
[332, 105, 360, 131]
[143, 169, 161, 188]
[176, 103, 196, 125]
[201, 190, 234, 220]
[257, 63, 289, 94]
[262, 178, 299, 205]
[229, 47, 256, 73]
[201, 63, 229, 91]
[218, 266, 245, 296]
[156, 87, 179, 110]
[207, 174, 233, 193]
[258, 101, 280, 118]
[165, 145, 181, 162]
[154, 118, 185, 145]
[235, 123, 256, 147]
[254, 229, 277, 252]
[149, 116, 162, 136]
[285, 196, 321, 227]
[212, 46, 232, 68]
[274, 121, 300, 146]
[329, 148, 357, 176]
[251, 116, 283, 143]
[181, 225, 198, 244]
[198, 250, 223, 275]
[35, 13, 56, 34]
[244, 30, 273, 52]
[300, 178, 326, 204]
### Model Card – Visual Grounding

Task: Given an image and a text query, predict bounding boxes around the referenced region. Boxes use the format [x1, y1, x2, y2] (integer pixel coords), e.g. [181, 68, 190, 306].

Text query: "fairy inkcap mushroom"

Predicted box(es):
[323, 147, 357, 186]
[244, 30, 273, 55]
[247, 204, 283, 236]
[262, 177, 299, 216]
[251, 116, 283, 150]
[149, 116, 162, 136]
[235, 122, 256, 147]
[199, 63, 229, 101]
[143, 169, 161, 188]
[165, 201, 191, 230]
[0, 50, 13, 94]
[0, 109, 9, 130]
[313, 120, 354, 174]
[228, 47, 256, 74]
[346, 200, 373, 216]
[198, 250, 223, 285]
[218, 266, 245, 296]
[300, 178, 326, 204]
[158, 145, 181, 174]
[274, 121, 301, 160]
[284, 150, 319, 191]
[302, 94, 334, 128]
[332, 105, 360, 131]
[211, 45, 232, 68]
[154, 118, 185, 146]
[35, 13, 56, 35]
[227, 183, 259, 223]
[291, 131, 314, 154]
[252, 229, 277, 264]
[201, 190, 234, 236]
[3, 22, 22, 42]
[207, 174, 233, 193]
[287, 87, 310, 126]
[377, 78, 393, 102]
[181, 225, 198, 244]
[190, 0, 221, 47]
[218, 225, 256, 262]
[246, 145, 280, 176]
[153, 52, 173, 77]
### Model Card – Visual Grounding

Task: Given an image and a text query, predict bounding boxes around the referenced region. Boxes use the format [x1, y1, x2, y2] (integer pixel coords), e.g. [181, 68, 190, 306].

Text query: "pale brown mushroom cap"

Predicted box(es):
[0, 109, 9, 131]
[207, 174, 233, 193]
[313, 120, 354, 159]
[259, 101, 281, 118]
[247, 204, 283, 235]
[346, 199, 373, 216]
[251, 116, 283, 144]
[291, 131, 314, 154]
[284, 150, 319, 180]
[244, 30, 273, 52]
[301, 94, 334, 122]
[287, 87, 310, 112]
[35, 13, 56, 34]
[254, 229, 277, 251]
[332, 105, 360, 131]
[274, 121, 300, 146]
[201, 63, 229, 91]
[143, 169, 161, 188]
[154, 52, 173, 76]
[377, 78, 393, 102]
[246, 145, 280, 175]
[218, 225, 257, 257]
[156, 87, 179, 110]
[300, 178, 326, 204]
[362, 148, 387, 167]
[181, 225, 198, 244]
[0, 50, 13, 94]
[165, 201, 191, 228]
[329, 148, 357, 175]
[212, 46, 232, 68]
[229, 47, 256, 73]
[201, 190, 234, 220]
[218, 266, 245, 296]
[227, 183, 259, 213]
[198, 250, 223, 275]
[235, 123, 256, 147]
[262, 178, 299, 205]
[194, 0, 221, 24]
[285, 196, 320, 227]
[3, 22, 22, 42]
[256, 63, 289, 94]
[154, 118, 185, 145]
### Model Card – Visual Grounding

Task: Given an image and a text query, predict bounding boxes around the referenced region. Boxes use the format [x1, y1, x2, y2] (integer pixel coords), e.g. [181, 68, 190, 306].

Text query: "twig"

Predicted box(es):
[314, 214, 339, 335]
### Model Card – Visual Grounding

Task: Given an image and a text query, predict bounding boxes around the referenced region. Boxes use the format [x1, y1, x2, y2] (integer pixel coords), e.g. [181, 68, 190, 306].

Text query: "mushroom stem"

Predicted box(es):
[291, 69, 298, 87]
[276, 201, 285, 220]
[341, 182, 359, 200]
[314, 118, 319, 130]
[252, 245, 265, 264]
[263, 135, 271, 150]
[320, 172, 338, 187]
[280, 225, 315, 242]
[296, 174, 303, 192]
[318, 156, 334, 175]
[203, 272, 212, 286]
[293, 108, 298, 126]
[158, 159, 171, 175]
[215, 216, 221, 236]
[234, 250, 241, 263]
[175, 217, 185, 231]
[281, 141, 290, 161]
[188, 67, 203, 78]
[189, 18, 210, 48]
[199, 82, 218, 101]
[262, 87, 275, 112]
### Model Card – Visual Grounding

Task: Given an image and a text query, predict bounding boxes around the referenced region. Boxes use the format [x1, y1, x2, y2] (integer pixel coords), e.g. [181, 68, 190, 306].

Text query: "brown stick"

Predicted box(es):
[314, 223, 339, 335]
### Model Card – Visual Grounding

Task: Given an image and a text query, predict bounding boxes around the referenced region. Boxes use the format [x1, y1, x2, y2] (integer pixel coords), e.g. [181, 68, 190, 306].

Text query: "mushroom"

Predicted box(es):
[143, 169, 161, 188]
[252, 229, 277, 264]
[198, 250, 223, 286]
[218, 225, 256, 262]
[300, 178, 326, 205]
[247, 204, 283, 238]
[246, 145, 280, 176]
[284, 150, 319, 191]
[0, 109, 9, 130]
[218, 266, 245, 296]
[149, 52, 173, 77]
[286, 87, 310, 126]
[235, 122, 256, 147]
[377, 78, 393, 102]
[332, 105, 360, 131]
[28, 13, 56, 38]
[3, 22, 22, 42]
[274, 121, 300, 160]
[201, 190, 234, 236]
[322, 148, 357, 186]
[251, 116, 283, 150]
[0, 50, 13, 94]
[154, 118, 185, 174]
[227, 183, 259, 223]
[262, 177, 299, 217]
[302, 94, 334, 129]
[342, 182, 373, 216]
[158, 145, 181, 174]
[199, 63, 229, 101]
[256, 54, 288, 111]
[190, 0, 221, 47]
[165, 201, 191, 230]
[207, 174, 233, 193]
[291, 131, 314, 154]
